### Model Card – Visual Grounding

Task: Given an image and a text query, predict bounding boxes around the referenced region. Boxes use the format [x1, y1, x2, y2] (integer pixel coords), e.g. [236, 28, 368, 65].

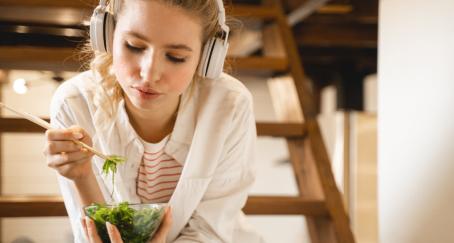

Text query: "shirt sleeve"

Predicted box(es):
[173, 95, 258, 243]
[50, 98, 90, 243]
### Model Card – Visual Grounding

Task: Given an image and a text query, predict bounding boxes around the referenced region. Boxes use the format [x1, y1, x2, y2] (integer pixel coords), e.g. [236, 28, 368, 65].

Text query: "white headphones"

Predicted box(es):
[90, 0, 229, 79]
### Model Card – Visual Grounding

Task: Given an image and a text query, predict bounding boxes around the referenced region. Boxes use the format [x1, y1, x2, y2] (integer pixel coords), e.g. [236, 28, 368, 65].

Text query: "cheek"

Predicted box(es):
[164, 52, 200, 93]
[167, 65, 197, 93]
[112, 48, 137, 84]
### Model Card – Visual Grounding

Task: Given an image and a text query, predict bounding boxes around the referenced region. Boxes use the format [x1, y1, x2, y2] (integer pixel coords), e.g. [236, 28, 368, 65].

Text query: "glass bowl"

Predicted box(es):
[84, 202, 166, 243]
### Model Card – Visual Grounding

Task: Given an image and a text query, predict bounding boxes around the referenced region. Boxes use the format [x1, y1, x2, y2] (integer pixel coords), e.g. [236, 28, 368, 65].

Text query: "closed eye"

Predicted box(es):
[125, 41, 186, 63]
[166, 54, 186, 63]
[125, 42, 145, 53]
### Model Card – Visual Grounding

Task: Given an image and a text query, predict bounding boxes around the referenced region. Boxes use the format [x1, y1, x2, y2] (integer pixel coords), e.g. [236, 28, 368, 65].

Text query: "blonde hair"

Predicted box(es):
[85, 0, 226, 127]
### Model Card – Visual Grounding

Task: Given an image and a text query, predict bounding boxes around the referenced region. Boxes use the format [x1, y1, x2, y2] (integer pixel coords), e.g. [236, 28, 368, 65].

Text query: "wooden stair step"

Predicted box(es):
[244, 196, 328, 216]
[0, 195, 66, 217]
[229, 5, 279, 19]
[0, 2, 279, 19]
[0, 118, 306, 138]
[227, 56, 288, 72]
[0, 117, 48, 133]
[256, 122, 306, 137]
[0, 195, 327, 217]
[0, 0, 98, 8]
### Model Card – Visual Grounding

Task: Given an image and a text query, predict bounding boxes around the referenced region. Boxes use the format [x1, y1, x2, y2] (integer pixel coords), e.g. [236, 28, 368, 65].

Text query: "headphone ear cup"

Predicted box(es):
[198, 38, 216, 78]
[90, 9, 115, 53]
[198, 37, 229, 79]
[104, 13, 115, 53]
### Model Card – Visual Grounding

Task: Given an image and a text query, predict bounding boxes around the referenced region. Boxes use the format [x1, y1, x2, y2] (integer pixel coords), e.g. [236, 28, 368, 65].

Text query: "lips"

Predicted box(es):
[133, 86, 162, 95]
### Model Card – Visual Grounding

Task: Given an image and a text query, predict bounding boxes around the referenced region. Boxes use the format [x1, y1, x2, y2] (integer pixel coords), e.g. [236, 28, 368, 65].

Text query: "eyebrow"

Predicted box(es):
[124, 31, 193, 52]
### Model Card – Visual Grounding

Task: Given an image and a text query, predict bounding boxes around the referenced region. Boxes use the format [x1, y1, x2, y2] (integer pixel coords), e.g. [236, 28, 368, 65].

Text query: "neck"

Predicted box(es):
[125, 96, 180, 143]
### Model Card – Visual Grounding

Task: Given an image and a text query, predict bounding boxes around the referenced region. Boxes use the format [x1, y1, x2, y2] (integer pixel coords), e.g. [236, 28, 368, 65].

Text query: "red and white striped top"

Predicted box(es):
[136, 136, 183, 203]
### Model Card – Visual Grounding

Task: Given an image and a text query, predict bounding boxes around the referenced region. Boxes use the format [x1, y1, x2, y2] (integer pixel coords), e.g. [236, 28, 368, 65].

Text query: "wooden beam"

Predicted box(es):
[0, 2, 279, 20]
[0, 47, 82, 72]
[291, 137, 337, 242]
[263, 23, 286, 57]
[274, 0, 355, 241]
[0, 6, 89, 26]
[304, 14, 378, 25]
[287, 138, 323, 199]
[267, 76, 305, 122]
[274, 2, 317, 119]
[296, 23, 378, 48]
[287, 0, 331, 26]
[317, 4, 353, 14]
[307, 118, 355, 242]
[350, 0, 379, 17]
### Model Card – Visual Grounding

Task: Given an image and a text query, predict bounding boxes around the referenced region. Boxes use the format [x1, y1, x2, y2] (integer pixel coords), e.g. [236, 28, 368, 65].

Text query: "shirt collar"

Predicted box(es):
[114, 82, 198, 163]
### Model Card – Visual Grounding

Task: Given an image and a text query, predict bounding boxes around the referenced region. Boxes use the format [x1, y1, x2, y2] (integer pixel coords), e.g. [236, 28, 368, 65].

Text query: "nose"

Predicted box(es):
[139, 47, 161, 83]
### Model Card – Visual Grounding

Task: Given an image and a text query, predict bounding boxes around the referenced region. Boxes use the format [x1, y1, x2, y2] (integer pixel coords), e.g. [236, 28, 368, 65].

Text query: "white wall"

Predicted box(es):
[379, 1, 454, 242]
[364, 74, 377, 113]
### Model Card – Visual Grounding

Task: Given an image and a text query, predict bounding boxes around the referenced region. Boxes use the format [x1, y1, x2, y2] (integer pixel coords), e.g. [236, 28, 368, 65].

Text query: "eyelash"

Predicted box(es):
[124, 43, 186, 64]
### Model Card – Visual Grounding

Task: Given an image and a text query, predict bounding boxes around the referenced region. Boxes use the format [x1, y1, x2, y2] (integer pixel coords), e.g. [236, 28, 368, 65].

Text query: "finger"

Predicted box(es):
[152, 206, 173, 240]
[48, 156, 92, 178]
[85, 216, 103, 243]
[68, 126, 92, 146]
[47, 150, 91, 168]
[106, 222, 124, 243]
[46, 128, 84, 141]
[45, 141, 82, 155]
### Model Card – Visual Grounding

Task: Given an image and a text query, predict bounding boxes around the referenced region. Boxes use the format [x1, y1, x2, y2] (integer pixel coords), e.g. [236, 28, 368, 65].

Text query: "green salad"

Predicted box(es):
[101, 155, 125, 197]
[85, 202, 165, 243]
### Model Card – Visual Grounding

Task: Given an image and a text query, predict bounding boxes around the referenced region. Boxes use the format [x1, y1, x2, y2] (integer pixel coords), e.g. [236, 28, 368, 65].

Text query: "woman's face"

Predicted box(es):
[112, 0, 203, 112]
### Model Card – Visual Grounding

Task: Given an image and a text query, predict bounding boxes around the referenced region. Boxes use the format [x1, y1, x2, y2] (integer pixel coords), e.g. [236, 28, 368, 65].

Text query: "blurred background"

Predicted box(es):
[0, 0, 453, 243]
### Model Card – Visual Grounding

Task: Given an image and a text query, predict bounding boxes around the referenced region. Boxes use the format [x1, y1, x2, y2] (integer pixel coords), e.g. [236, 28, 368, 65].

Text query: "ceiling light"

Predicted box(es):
[13, 78, 28, 94]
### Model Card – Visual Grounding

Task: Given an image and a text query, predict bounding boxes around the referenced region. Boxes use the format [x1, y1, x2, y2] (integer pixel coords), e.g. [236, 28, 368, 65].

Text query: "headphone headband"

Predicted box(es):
[215, 0, 227, 31]
[91, 0, 229, 79]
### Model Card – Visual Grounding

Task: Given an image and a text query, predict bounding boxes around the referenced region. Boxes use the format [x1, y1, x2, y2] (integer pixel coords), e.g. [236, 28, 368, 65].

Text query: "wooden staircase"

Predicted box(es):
[0, 1, 355, 242]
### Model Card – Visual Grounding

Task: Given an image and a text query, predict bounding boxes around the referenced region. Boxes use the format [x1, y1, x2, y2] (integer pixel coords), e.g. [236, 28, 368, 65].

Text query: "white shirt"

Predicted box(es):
[50, 71, 264, 243]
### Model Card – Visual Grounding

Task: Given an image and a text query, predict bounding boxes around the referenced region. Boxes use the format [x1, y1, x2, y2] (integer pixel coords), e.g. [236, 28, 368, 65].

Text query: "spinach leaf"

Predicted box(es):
[101, 155, 125, 197]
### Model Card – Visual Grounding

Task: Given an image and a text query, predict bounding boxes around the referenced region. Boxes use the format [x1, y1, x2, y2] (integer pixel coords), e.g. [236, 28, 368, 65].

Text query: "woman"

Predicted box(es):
[44, 0, 263, 242]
